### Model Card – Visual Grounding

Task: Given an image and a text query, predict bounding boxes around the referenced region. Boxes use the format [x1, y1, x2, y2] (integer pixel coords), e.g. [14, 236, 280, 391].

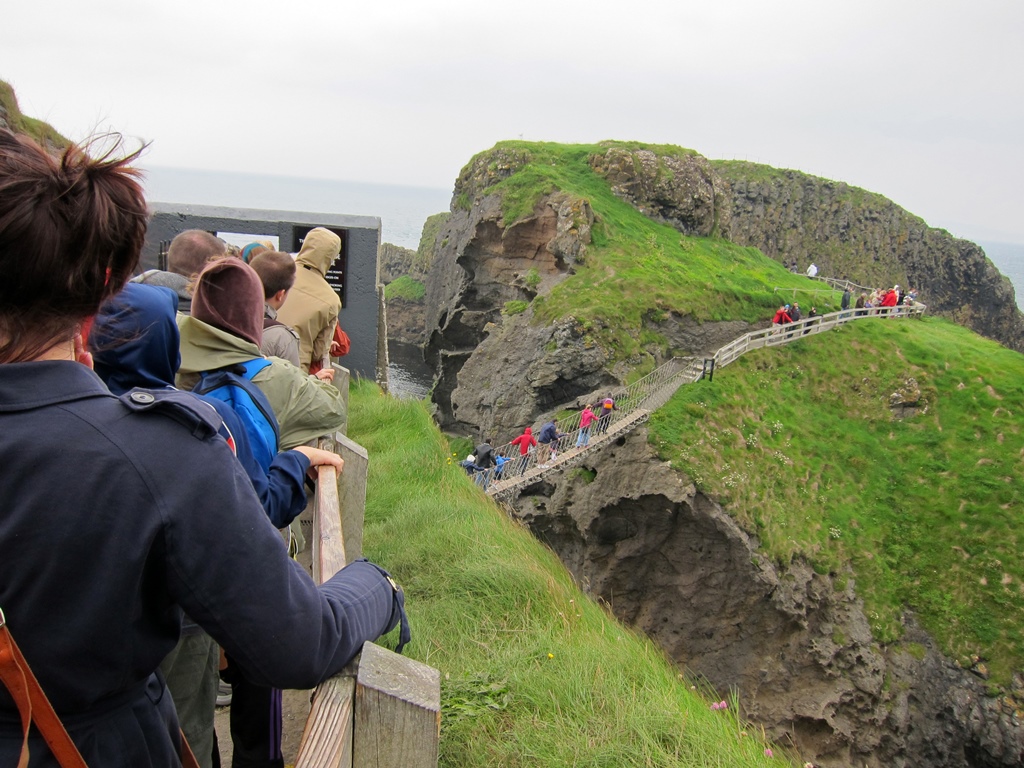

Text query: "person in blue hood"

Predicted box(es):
[90, 281, 344, 768]
[91, 281, 339, 528]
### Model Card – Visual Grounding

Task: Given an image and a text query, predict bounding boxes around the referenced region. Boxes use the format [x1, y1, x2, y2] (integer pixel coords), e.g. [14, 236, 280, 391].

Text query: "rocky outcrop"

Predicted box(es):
[508, 428, 1024, 768]
[589, 147, 731, 238]
[425, 143, 1024, 440]
[716, 163, 1024, 353]
[424, 149, 601, 436]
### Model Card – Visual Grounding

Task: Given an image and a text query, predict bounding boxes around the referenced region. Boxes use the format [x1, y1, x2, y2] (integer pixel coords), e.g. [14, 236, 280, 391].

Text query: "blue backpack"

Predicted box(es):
[193, 358, 279, 471]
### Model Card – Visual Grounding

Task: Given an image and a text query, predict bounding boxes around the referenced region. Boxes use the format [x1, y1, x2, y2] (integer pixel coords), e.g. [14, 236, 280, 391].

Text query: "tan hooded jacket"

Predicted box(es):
[277, 228, 342, 373]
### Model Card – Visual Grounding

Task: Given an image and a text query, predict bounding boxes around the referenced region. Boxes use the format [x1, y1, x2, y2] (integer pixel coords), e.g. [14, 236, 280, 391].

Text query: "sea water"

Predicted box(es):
[142, 166, 452, 251]
[979, 241, 1024, 311]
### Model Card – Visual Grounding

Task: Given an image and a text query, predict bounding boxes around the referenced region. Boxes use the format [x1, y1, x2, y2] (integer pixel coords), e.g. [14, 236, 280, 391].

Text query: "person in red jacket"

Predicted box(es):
[772, 304, 792, 332]
[510, 426, 538, 476]
[881, 286, 899, 315]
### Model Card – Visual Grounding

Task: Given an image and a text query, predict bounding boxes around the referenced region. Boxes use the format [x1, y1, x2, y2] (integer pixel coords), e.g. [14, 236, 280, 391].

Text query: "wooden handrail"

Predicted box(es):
[295, 417, 440, 766]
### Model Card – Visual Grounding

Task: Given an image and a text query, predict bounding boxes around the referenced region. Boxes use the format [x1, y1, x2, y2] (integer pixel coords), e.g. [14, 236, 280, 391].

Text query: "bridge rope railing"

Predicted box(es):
[482, 296, 926, 497]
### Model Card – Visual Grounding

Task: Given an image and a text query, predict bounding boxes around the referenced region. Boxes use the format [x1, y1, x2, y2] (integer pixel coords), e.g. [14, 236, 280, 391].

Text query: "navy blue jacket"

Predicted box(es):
[0, 360, 402, 766]
[92, 282, 309, 528]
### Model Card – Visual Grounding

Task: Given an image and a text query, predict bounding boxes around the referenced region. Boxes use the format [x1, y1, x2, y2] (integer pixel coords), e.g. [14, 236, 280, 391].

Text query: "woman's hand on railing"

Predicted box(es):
[293, 446, 345, 479]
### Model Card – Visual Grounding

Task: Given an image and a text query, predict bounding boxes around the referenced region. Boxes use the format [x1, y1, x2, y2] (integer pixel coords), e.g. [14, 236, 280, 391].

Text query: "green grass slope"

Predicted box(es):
[649, 317, 1024, 685]
[0, 80, 69, 149]
[349, 379, 787, 767]
[464, 141, 830, 366]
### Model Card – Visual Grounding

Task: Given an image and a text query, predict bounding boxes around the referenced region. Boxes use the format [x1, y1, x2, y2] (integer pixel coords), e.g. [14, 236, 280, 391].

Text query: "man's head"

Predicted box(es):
[167, 230, 227, 278]
[250, 250, 297, 309]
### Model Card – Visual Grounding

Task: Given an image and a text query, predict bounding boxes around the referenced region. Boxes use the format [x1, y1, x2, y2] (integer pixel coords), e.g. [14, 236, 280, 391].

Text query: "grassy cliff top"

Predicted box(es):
[0, 80, 69, 149]
[350, 379, 785, 766]
[463, 140, 833, 365]
[650, 316, 1024, 685]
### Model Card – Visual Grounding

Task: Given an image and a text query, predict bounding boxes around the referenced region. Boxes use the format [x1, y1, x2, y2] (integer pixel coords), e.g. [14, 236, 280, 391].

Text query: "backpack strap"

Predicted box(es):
[235, 357, 273, 381]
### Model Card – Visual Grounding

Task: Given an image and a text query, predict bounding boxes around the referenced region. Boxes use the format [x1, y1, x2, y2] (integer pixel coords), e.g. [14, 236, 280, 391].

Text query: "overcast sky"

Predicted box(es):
[3, 0, 1022, 244]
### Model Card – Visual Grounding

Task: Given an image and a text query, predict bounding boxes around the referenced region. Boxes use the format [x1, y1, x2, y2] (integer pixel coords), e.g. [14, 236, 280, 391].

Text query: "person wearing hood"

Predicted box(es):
[90, 281, 342, 768]
[510, 426, 538, 476]
[276, 227, 343, 375]
[176, 258, 347, 451]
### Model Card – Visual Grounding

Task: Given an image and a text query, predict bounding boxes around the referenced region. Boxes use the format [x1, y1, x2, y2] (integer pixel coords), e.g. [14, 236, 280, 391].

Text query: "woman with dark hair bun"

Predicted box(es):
[0, 130, 407, 767]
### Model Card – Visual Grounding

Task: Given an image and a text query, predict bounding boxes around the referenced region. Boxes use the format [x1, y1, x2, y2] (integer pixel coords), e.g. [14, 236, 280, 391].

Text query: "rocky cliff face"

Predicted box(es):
[424, 149, 606, 437]
[379, 243, 427, 345]
[589, 146, 731, 238]
[716, 163, 1024, 353]
[509, 429, 1024, 768]
[423, 146, 769, 437]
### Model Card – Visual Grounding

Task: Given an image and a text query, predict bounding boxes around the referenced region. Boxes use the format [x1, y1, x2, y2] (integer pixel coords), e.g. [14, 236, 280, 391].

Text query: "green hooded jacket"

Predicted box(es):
[177, 315, 346, 450]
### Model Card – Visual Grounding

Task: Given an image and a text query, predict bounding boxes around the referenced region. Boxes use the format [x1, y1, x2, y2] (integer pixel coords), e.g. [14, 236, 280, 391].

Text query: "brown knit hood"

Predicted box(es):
[191, 258, 265, 347]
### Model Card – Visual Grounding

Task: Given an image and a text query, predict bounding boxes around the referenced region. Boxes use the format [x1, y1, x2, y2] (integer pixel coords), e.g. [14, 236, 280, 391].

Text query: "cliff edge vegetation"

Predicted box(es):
[348, 378, 785, 767]
[650, 316, 1024, 687]
[0, 80, 69, 150]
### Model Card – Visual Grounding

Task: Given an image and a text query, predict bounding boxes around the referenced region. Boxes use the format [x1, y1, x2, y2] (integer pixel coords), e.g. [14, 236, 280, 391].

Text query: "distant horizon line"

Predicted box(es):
[140, 164, 1024, 250]
[140, 164, 452, 195]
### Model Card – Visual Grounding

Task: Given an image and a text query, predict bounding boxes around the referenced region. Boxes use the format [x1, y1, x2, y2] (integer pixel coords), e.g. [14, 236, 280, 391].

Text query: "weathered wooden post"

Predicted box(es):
[331, 363, 350, 436]
[353, 642, 440, 768]
[297, 434, 440, 768]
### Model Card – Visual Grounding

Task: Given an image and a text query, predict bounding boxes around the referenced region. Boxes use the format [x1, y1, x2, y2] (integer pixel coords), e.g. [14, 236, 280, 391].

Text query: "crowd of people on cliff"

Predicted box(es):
[0, 129, 408, 768]
[772, 282, 919, 333]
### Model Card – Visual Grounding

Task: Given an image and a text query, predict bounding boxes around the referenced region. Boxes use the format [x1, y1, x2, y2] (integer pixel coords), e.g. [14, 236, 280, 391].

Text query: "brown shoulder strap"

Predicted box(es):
[0, 609, 87, 767]
[0, 609, 203, 768]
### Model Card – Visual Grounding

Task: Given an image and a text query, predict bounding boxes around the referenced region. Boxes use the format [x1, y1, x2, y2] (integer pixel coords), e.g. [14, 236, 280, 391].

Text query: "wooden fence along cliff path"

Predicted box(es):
[485, 299, 926, 499]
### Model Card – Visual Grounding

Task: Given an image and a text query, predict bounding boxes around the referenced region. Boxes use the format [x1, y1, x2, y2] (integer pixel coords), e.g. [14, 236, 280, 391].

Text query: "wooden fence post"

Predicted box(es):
[331, 364, 350, 436]
[353, 642, 441, 768]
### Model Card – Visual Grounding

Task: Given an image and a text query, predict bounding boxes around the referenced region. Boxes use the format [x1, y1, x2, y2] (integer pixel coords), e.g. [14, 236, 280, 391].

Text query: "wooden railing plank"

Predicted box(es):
[312, 464, 347, 584]
[294, 674, 356, 768]
[317, 432, 368, 564]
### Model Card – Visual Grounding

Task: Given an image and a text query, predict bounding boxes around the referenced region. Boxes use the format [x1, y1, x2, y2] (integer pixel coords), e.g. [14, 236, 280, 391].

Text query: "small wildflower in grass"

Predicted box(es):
[764, 747, 774, 757]
[829, 526, 842, 540]
[547, 653, 554, 659]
